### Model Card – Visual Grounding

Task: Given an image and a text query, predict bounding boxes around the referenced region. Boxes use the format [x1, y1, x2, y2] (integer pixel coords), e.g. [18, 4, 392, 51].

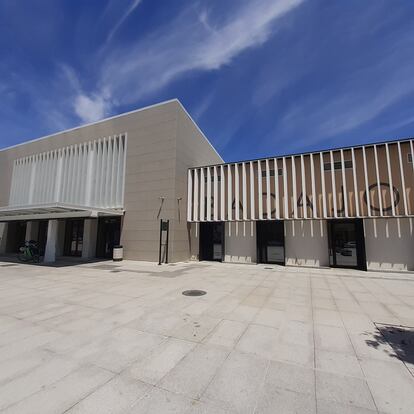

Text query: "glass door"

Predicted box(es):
[328, 219, 366, 270]
[199, 222, 224, 261]
[64, 219, 84, 257]
[256, 221, 285, 265]
[96, 217, 121, 259]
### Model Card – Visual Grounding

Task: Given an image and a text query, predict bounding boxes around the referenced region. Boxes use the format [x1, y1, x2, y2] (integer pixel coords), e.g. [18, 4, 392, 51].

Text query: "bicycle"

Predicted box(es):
[18, 241, 41, 263]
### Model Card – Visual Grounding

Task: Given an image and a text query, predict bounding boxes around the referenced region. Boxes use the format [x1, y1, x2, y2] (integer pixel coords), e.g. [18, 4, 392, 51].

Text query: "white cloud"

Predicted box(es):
[74, 94, 108, 123]
[99, 0, 304, 106]
[105, 0, 143, 44]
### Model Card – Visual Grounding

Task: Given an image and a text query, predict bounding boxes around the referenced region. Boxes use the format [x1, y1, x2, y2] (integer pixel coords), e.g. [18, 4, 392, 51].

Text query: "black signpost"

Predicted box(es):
[158, 219, 169, 265]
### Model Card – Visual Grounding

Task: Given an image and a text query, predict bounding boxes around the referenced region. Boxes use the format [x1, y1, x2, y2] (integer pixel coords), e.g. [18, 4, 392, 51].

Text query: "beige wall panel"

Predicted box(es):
[224, 222, 256, 263]
[285, 220, 329, 267]
[365, 218, 414, 271]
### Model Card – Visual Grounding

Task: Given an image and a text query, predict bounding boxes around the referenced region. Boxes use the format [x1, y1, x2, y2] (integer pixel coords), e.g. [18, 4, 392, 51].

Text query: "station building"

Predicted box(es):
[0, 99, 413, 272]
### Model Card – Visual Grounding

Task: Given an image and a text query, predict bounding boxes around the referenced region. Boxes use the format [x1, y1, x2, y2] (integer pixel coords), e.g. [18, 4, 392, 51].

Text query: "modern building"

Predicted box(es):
[0, 99, 413, 271]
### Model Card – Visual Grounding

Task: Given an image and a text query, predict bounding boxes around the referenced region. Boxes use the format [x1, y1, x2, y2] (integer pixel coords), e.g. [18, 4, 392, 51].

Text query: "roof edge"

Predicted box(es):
[0, 98, 180, 153]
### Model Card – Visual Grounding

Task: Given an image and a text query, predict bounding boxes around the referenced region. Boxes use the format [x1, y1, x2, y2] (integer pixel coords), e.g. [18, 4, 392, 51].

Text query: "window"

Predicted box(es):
[324, 160, 353, 171]
[408, 153, 412, 163]
[261, 168, 283, 177]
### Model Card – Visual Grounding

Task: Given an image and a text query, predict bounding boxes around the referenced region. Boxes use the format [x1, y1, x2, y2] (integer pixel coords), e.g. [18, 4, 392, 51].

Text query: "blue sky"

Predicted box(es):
[1, 0, 414, 162]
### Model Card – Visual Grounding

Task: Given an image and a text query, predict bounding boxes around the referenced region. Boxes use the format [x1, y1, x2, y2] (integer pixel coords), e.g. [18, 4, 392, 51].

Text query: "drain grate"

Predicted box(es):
[0, 264, 18, 267]
[264, 267, 274, 270]
[182, 290, 207, 297]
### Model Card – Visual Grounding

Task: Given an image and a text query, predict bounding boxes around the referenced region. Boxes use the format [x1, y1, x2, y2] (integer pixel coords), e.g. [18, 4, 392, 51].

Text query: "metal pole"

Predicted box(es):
[165, 220, 169, 264]
[158, 219, 162, 265]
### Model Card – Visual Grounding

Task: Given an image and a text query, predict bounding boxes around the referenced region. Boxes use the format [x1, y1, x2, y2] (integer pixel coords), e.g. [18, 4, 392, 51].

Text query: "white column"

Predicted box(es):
[362, 146, 371, 216]
[340, 149, 348, 217]
[213, 166, 218, 221]
[373, 144, 383, 216]
[235, 164, 240, 220]
[250, 162, 255, 220]
[330, 151, 337, 218]
[351, 148, 359, 217]
[82, 219, 98, 259]
[310, 154, 317, 218]
[242, 163, 247, 221]
[187, 170, 193, 222]
[265, 159, 271, 219]
[385, 143, 396, 216]
[258, 161, 263, 219]
[44, 220, 59, 263]
[300, 155, 307, 219]
[274, 159, 280, 219]
[397, 142, 408, 216]
[292, 156, 298, 219]
[220, 165, 225, 221]
[320, 152, 327, 218]
[206, 167, 212, 221]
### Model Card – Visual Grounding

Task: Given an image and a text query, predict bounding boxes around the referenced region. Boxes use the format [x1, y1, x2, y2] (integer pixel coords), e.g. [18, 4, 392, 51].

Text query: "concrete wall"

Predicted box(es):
[285, 220, 329, 267]
[364, 218, 414, 271]
[224, 221, 256, 264]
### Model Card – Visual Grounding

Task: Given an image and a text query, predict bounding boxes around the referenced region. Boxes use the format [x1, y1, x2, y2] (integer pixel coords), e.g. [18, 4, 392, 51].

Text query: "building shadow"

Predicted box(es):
[365, 324, 414, 365]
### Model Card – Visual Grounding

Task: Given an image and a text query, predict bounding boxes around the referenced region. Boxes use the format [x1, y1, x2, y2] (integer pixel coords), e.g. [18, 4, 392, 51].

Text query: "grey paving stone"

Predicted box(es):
[236, 323, 280, 360]
[159, 343, 229, 399]
[203, 350, 269, 414]
[255, 387, 316, 414]
[128, 337, 196, 385]
[315, 349, 364, 378]
[203, 319, 247, 348]
[66, 372, 149, 414]
[316, 370, 376, 410]
[2, 364, 113, 414]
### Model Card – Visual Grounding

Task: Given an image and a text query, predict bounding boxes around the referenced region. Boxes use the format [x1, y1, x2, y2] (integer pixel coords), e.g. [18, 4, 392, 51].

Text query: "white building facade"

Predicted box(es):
[0, 99, 413, 272]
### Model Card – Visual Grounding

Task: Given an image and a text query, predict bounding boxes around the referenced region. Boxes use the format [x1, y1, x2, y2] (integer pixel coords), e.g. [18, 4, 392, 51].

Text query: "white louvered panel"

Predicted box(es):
[274, 158, 280, 219]
[330, 151, 337, 218]
[340, 149, 348, 217]
[385, 144, 396, 217]
[397, 142, 408, 216]
[320, 153, 327, 218]
[310, 153, 317, 218]
[187, 169, 193, 222]
[8, 134, 127, 209]
[283, 157, 288, 218]
[300, 155, 307, 219]
[227, 164, 232, 220]
[235, 164, 240, 220]
[265, 159, 271, 219]
[200, 168, 205, 221]
[193, 169, 199, 221]
[250, 161, 255, 220]
[351, 148, 359, 217]
[207, 167, 212, 221]
[213, 166, 218, 221]
[291, 156, 298, 219]
[220, 165, 225, 220]
[258, 161, 263, 220]
[362, 146, 371, 216]
[242, 163, 247, 221]
[373, 145, 383, 216]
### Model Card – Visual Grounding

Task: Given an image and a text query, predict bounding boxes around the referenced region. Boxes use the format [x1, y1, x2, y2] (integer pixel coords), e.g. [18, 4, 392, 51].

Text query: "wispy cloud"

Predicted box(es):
[70, 0, 304, 123]
[105, 0, 143, 45]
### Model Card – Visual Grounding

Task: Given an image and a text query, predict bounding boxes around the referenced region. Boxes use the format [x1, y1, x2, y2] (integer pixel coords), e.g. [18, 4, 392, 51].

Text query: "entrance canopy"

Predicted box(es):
[0, 203, 124, 222]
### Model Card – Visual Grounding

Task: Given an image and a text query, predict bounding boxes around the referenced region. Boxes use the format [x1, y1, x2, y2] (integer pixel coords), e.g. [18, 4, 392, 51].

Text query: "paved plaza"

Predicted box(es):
[0, 260, 414, 413]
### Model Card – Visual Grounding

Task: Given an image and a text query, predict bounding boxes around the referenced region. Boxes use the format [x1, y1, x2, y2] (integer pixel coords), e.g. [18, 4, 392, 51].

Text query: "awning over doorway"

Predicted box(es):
[0, 203, 124, 222]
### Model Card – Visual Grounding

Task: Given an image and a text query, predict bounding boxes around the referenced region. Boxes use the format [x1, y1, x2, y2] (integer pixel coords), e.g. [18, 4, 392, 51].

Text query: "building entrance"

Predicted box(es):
[6, 221, 27, 253]
[64, 219, 84, 257]
[96, 217, 121, 259]
[256, 221, 285, 265]
[328, 219, 366, 270]
[199, 222, 224, 261]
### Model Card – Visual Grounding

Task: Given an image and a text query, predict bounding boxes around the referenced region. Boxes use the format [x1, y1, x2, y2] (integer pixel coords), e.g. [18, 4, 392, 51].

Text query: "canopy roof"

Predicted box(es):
[0, 203, 124, 222]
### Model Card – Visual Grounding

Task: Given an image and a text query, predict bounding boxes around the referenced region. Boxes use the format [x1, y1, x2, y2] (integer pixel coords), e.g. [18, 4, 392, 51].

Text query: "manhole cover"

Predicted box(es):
[182, 290, 207, 297]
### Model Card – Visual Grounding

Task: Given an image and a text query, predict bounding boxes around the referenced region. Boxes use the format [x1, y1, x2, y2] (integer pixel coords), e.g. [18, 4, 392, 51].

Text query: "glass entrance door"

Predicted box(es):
[257, 221, 285, 265]
[64, 219, 84, 257]
[328, 219, 366, 270]
[96, 217, 121, 259]
[199, 222, 224, 261]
